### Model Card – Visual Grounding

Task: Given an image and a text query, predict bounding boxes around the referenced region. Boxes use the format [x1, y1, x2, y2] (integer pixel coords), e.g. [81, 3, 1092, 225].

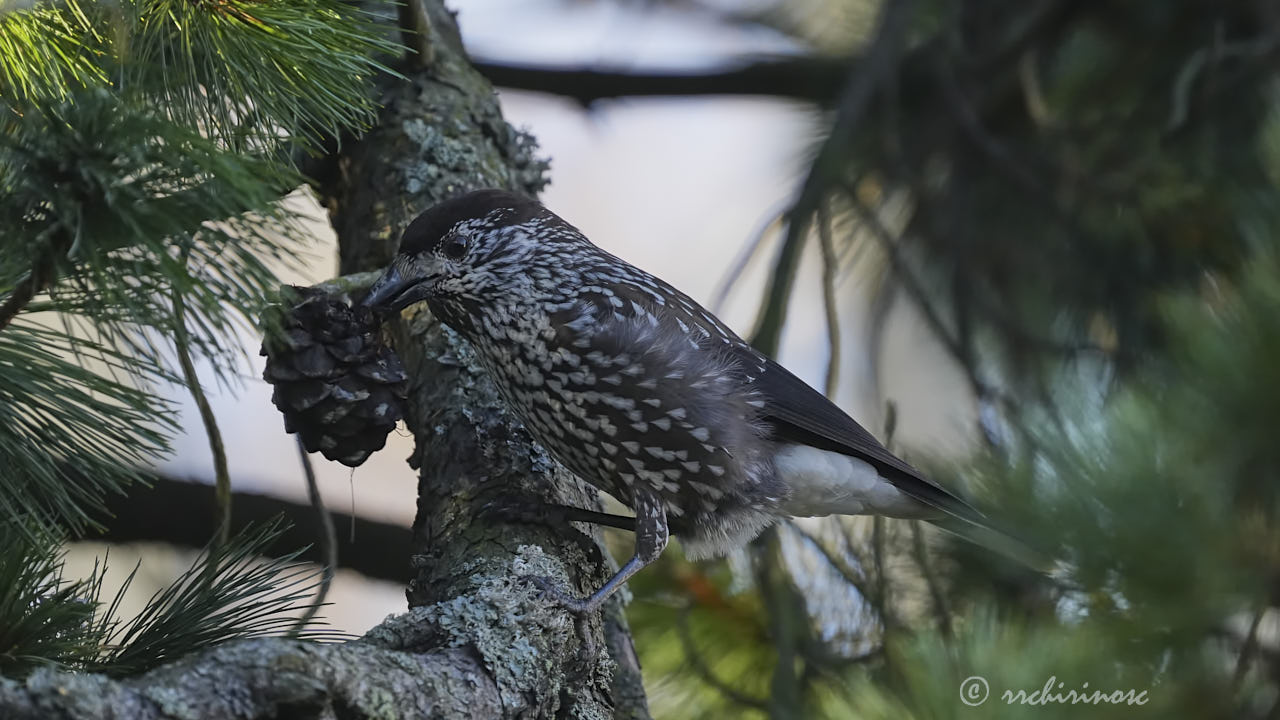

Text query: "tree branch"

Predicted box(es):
[0, 271, 41, 333]
[472, 56, 848, 104]
[0, 629, 504, 719]
[0, 252, 56, 333]
[817, 203, 841, 397]
[293, 436, 335, 633]
[909, 521, 952, 639]
[170, 282, 232, 548]
[306, 0, 649, 715]
[89, 473, 413, 584]
[750, 0, 916, 353]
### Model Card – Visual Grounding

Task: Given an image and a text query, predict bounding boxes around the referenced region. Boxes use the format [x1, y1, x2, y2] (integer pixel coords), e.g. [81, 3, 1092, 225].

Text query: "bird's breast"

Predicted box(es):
[461, 297, 791, 552]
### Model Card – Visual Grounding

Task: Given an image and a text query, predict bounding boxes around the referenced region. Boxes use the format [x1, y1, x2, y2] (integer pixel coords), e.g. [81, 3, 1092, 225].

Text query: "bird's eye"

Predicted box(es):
[442, 235, 467, 260]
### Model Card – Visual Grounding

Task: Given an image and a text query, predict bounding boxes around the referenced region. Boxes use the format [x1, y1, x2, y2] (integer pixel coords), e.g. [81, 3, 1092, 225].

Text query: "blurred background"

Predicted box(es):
[6, 0, 1280, 717]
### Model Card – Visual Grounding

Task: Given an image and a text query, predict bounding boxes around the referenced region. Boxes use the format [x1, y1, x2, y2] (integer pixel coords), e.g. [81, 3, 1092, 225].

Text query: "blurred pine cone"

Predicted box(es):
[260, 286, 408, 467]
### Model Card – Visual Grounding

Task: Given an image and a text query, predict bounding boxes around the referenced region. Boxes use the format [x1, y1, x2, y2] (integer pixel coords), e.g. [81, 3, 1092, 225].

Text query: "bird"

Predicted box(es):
[363, 188, 988, 613]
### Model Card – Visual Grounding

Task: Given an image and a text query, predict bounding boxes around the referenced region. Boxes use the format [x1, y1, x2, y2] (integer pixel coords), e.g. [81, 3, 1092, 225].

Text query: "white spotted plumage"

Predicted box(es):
[369, 190, 978, 581]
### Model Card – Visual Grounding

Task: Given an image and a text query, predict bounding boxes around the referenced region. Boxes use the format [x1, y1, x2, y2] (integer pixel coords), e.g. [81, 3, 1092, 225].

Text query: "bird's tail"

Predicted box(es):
[926, 510, 1057, 575]
[888, 470, 1056, 574]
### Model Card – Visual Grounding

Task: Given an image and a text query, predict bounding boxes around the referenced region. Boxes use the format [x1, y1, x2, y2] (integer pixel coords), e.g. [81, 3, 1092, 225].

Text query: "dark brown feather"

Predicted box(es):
[570, 247, 983, 523]
[735, 347, 983, 522]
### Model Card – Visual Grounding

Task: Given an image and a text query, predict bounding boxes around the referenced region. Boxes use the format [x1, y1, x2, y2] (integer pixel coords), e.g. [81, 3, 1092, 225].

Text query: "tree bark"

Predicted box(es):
[0, 2, 650, 717]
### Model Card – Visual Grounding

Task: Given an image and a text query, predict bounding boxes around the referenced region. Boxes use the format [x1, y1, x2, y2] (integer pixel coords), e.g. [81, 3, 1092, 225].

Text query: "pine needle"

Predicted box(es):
[94, 519, 337, 676]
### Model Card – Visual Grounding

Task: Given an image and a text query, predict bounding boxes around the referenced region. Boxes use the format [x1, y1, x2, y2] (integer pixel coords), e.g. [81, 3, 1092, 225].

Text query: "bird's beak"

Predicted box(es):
[363, 262, 431, 313]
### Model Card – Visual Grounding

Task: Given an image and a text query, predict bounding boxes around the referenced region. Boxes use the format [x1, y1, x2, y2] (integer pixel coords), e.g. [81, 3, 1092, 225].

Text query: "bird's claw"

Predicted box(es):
[519, 575, 598, 663]
[520, 574, 591, 613]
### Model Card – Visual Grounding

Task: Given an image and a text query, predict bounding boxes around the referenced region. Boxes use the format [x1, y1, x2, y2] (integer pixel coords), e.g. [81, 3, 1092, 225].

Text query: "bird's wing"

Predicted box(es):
[585, 264, 980, 520]
[729, 344, 983, 521]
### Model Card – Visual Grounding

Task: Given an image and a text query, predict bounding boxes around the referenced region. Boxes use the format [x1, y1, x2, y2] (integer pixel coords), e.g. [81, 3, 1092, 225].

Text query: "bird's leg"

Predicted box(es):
[527, 488, 668, 615]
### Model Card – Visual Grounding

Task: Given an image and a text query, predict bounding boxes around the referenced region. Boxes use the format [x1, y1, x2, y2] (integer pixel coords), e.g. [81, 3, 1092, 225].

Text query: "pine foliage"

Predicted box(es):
[95, 520, 336, 676]
[0, 520, 331, 679]
[0, 0, 392, 677]
[0, 524, 104, 677]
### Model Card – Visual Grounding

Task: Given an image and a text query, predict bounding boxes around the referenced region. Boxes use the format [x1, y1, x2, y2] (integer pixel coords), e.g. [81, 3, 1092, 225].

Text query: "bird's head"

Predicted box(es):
[363, 189, 552, 314]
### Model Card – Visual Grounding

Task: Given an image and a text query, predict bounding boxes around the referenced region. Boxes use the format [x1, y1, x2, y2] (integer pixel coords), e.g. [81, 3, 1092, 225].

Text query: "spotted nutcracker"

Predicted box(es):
[364, 189, 985, 612]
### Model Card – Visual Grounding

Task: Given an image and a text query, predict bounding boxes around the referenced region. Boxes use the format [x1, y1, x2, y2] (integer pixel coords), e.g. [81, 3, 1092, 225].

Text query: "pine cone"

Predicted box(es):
[260, 286, 408, 467]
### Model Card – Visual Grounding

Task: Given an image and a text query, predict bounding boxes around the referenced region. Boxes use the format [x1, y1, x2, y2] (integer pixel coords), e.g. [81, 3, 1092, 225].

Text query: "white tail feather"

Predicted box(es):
[773, 443, 936, 519]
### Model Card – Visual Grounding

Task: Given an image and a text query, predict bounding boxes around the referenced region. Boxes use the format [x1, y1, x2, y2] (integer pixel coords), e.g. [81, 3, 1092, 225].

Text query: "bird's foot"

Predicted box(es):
[521, 574, 594, 613]
[520, 574, 599, 665]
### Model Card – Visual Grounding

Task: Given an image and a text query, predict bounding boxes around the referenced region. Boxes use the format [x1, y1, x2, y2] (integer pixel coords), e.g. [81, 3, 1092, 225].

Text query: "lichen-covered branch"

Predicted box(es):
[313, 0, 650, 716]
[311, 0, 549, 276]
[0, 622, 502, 720]
[0, 575, 607, 720]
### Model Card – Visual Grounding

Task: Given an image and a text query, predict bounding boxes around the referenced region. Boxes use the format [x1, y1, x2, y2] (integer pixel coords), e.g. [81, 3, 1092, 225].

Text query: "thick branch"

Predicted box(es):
[309, 0, 649, 716]
[0, 627, 503, 719]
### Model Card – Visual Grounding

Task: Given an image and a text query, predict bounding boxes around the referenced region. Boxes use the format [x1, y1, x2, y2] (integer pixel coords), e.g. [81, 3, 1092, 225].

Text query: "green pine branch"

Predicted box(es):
[0, 322, 172, 534]
[0, 523, 105, 677]
[94, 520, 336, 676]
[1, 90, 307, 381]
[0, 0, 107, 102]
[2, 0, 399, 152]
[0, 0, 397, 681]
[0, 519, 333, 679]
